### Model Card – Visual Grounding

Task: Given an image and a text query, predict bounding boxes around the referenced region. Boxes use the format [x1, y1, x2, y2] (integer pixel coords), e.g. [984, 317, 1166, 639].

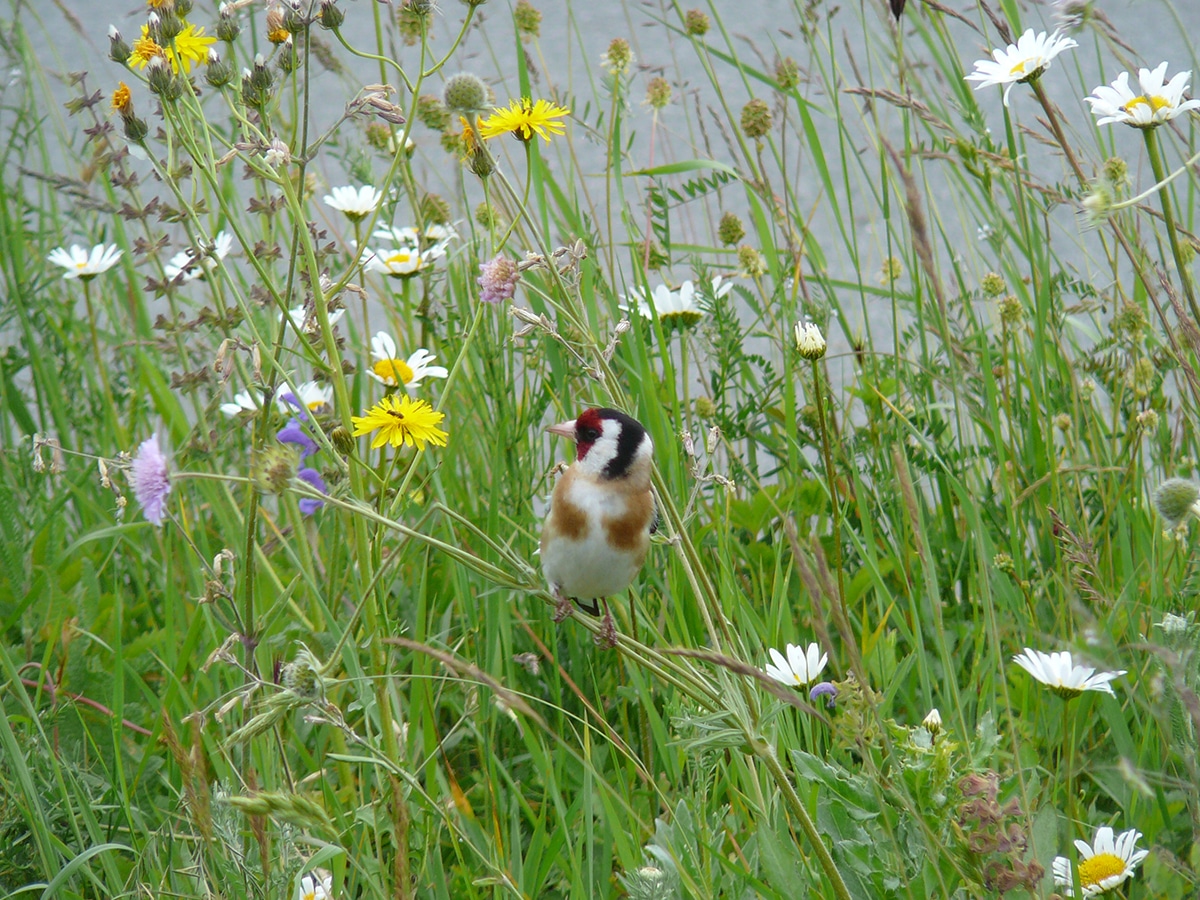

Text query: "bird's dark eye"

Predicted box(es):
[579, 426, 601, 443]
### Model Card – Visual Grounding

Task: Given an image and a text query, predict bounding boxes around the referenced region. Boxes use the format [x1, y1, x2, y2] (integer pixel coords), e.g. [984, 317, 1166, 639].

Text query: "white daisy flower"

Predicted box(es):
[1011, 648, 1125, 698]
[363, 244, 446, 278]
[371, 223, 458, 250]
[295, 870, 334, 900]
[47, 243, 122, 280]
[277, 380, 333, 414]
[1085, 62, 1200, 128]
[620, 279, 716, 329]
[368, 331, 448, 390]
[280, 305, 346, 332]
[219, 389, 264, 417]
[764, 642, 828, 687]
[164, 231, 234, 283]
[323, 185, 382, 221]
[964, 29, 1078, 106]
[1052, 826, 1149, 897]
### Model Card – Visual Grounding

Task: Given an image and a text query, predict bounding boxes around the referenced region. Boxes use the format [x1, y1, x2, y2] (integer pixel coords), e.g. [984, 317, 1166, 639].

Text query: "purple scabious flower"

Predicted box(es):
[809, 681, 838, 710]
[477, 254, 520, 304]
[277, 417, 318, 459]
[131, 432, 171, 525]
[297, 466, 326, 515]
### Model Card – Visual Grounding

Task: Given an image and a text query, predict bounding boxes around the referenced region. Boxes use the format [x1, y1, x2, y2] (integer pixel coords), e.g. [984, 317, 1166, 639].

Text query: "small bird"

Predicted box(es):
[540, 407, 656, 646]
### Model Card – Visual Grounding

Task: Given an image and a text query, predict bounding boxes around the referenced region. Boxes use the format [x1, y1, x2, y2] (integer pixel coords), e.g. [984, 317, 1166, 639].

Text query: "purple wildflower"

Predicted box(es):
[477, 254, 520, 304]
[277, 418, 318, 459]
[809, 681, 838, 710]
[297, 466, 326, 515]
[277, 391, 309, 420]
[131, 432, 171, 525]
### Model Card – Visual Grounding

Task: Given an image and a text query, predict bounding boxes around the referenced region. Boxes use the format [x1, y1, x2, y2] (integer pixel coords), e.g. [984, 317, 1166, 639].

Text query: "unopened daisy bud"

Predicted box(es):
[740, 98, 772, 139]
[737, 244, 767, 278]
[922, 708, 942, 737]
[717, 211, 745, 246]
[1153, 478, 1200, 528]
[602, 38, 633, 77]
[443, 72, 489, 115]
[645, 76, 671, 109]
[108, 26, 131, 64]
[513, 0, 542, 39]
[794, 321, 826, 360]
[206, 49, 234, 88]
[684, 9, 709, 35]
[980, 271, 1005, 297]
[217, 3, 241, 42]
[775, 56, 800, 91]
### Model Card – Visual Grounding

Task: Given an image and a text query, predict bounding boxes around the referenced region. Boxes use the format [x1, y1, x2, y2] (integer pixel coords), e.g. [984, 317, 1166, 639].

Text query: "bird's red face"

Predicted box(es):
[572, 408, 605, 462]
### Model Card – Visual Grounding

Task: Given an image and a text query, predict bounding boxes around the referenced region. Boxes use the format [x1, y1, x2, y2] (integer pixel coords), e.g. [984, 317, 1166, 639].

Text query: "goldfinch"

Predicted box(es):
[540, 407, 656, 645]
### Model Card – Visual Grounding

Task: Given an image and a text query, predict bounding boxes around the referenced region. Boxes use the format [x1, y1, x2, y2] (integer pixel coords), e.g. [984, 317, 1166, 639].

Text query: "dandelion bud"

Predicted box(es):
[156, 10, 185, 41]
[276, 35, 298, 74]
[146, 12, 162, 42]
[175, 0, 193, 15]
[513, 0, 542, 39]
[740, 98, 773, 139]
[468, 145, 495, 178]
[645, 76, 671, 109]
[794, 321, 826, 360]
[319, 0, 345, 29]
[922, 708, 942, 737]
[282, 0, 308, 34]
[684, 9, 710, 35]
[217, 4, 241, 42]
[206, 49, 234, 88]
[330, 425, 355, 455]
[717, 211, 745, 246]
[146, 56, 181, 101]
[108, 26, 131, 64]
[123, 113, 149, 142]
[443, 72, 488, 115]
[1153, 478, 1200, 528]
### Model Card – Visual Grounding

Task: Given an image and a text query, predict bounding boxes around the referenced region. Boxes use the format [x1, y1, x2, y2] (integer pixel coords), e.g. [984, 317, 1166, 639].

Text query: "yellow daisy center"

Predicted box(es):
[1078, 852, 1126, 887]
[1009, 60, 1029, 77]
[387, 251, 415, 267]
[372, 358, 414, 384]
[1126, 94, 1171, 113]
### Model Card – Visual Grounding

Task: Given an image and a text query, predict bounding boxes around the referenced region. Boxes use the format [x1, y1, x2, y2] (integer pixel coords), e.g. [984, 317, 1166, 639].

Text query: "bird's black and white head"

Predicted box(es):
[547, 407, 653, 482]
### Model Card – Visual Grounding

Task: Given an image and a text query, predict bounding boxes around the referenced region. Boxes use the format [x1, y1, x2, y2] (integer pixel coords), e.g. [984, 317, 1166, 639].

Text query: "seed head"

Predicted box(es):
[514, 0, 542, 39]
[980, 271, 1005, 297]
[740, 98, 773, 139]
[645, 76, 671, 110]
[1153, 478, 1200, 528]
[684, 9, 709, 35]
[717, 211, 745, 246]
[775, 56, 800, 91]
[443, 72, 489, 114]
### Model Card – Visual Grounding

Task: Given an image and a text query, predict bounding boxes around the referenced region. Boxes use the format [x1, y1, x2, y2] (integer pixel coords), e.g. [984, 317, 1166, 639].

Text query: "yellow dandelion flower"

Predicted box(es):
[111, 82, 133, 115]
[128, 22, 214, 74]
[128, 32, 167, 69]
[351, 395, 448, 451]
[478, 98, 570, 144]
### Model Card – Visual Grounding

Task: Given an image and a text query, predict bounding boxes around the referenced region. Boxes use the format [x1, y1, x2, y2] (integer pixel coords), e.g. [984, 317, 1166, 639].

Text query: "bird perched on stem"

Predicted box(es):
[540, 407, 656, 647]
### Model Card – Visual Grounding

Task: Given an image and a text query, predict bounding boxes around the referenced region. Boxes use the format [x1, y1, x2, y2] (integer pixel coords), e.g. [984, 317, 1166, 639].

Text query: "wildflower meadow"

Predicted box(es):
[4, 0, 1200, 897]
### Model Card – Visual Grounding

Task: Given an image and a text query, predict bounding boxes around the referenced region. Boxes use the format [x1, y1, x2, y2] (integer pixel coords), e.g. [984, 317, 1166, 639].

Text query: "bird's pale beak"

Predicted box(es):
[545, 420, 576, 439]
